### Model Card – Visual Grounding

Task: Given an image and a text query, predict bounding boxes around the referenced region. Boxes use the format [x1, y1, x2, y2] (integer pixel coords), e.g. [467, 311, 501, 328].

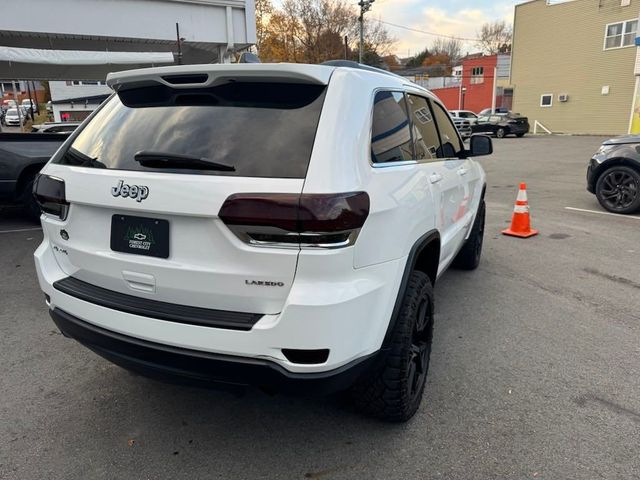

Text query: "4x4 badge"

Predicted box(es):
[111, 180, 149, 202]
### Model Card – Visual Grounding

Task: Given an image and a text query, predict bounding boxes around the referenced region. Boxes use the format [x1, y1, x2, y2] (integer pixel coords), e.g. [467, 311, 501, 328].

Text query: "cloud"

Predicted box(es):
[372, 0, 518, 57]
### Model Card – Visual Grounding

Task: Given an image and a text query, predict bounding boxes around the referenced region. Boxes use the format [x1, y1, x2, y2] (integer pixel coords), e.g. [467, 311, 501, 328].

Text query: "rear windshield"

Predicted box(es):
[54, 82, 327, 178]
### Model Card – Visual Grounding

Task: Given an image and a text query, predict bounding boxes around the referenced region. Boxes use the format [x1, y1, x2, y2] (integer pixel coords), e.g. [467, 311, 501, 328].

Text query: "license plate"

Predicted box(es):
[110, 215, 169, 258]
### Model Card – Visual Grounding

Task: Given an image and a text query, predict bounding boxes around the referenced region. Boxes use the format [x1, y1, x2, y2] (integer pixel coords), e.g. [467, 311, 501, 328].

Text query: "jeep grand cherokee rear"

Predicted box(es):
[34, 63, 490, 422]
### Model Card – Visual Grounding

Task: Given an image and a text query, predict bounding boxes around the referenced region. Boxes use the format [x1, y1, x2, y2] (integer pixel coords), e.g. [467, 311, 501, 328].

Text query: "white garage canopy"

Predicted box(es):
[0, 46, 176, 80]
[0, 46, 175, 65]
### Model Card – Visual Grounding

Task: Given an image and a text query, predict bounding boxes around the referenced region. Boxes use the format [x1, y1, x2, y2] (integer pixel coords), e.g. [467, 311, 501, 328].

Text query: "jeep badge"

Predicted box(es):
[111, 180, 149, 202]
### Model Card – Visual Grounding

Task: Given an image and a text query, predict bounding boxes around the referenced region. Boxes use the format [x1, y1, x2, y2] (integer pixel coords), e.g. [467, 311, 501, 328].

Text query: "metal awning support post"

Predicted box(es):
[12, 81, 24, 130]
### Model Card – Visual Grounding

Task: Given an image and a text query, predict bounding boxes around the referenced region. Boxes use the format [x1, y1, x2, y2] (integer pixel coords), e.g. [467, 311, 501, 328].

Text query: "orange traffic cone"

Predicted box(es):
[502, 183, 539, 238]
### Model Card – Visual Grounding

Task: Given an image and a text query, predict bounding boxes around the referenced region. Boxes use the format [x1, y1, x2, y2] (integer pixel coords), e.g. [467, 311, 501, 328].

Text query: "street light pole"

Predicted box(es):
[358, 0, 374, 64]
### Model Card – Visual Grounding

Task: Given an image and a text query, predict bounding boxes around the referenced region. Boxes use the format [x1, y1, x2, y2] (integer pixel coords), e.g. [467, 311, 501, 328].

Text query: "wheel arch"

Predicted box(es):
[16, 162, 46, 199]
[381, 230, 440, 349]
[593, 157, 640, 186]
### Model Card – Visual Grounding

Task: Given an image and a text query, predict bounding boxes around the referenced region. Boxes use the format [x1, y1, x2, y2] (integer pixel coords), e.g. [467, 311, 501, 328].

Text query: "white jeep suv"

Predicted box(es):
[34, 62, 492, 422]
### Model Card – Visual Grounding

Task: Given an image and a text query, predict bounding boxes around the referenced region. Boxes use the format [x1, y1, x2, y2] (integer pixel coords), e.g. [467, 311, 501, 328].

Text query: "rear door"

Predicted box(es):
[43, 81, 327, 315]
[406, 94, 464, 266]
[429, 99, 478, 266]
[472, 115, 492, 134]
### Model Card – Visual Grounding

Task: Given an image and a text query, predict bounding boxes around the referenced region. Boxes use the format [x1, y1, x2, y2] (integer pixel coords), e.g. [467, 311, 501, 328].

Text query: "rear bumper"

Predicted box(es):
[50, 307, 377, 394]
[510, 124, 530, 134]
[35, 232, 405, 375]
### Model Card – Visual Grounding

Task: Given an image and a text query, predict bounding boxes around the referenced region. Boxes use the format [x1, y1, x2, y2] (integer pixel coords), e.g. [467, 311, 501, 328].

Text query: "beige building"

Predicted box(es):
[511, 0, 639, 135]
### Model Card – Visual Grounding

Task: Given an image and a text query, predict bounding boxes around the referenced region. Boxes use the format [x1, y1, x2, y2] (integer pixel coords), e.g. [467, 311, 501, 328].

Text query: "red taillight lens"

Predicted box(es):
[33, 174, 69, 219]
[219, 192, 370, 248]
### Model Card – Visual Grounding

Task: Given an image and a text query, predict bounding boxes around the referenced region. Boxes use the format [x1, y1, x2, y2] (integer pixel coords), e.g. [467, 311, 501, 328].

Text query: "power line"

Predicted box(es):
[376, 19, 477, 42]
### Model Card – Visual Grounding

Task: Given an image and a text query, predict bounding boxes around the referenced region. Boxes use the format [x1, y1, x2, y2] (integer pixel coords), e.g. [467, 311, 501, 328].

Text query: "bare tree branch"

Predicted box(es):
[477, 21, 512, 55]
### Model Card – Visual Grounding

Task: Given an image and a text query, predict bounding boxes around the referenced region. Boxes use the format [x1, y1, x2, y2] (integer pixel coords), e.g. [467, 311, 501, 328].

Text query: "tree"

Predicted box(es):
[257, 0, 394, 65]
[255, 0, 274, 50]
[382, 54, 401, 71]
[430, 37, 463, 64]
[477, 21, 512, 55]
[422, 53, 451, 77]
[405, 48, 430, 68]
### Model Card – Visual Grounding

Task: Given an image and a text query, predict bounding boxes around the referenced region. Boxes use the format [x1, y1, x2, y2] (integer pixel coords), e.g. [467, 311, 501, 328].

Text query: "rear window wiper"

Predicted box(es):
[63, 148, 107, 169]
[134, 151, 235, 172]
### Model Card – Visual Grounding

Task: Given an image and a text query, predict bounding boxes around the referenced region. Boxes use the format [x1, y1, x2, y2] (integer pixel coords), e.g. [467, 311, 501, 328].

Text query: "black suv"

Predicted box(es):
[588, 135, 640, 214]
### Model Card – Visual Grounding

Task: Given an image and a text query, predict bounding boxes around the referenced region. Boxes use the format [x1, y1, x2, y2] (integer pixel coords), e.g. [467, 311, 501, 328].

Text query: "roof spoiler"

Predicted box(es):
[106, 64, 334, 92]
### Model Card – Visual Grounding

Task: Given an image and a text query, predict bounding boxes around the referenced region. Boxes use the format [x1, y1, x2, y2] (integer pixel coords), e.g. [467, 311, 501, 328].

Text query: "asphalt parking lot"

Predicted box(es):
[1, 135, 639, 479]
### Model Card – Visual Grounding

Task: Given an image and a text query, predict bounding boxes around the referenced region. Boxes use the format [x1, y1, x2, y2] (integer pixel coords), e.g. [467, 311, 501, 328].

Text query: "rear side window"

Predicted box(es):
[431, 101, 464, 158]
[54, 82, 326, 178]
[406, 94, 440, 161]
[371, 91, 413, 164]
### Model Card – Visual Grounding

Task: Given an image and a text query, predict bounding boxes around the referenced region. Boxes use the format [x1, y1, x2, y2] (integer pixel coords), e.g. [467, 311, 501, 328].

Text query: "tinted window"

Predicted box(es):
[431, 101, 463, 158]
[406, 94, 440, 161]
[54, 82, 326, 178]
[371, 91, 413, 164]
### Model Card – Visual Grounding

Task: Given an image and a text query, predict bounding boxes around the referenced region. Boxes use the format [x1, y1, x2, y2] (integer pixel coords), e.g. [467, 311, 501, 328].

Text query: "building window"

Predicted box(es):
[69, 80, 106, 86]
[604, 19, 638, 50]
[470, 67, 484, 85]
[540, 94, 553, 107]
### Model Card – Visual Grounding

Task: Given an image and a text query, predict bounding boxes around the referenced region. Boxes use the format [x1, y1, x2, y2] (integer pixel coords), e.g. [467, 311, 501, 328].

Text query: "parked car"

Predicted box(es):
[0, 132, 69, 218]
[4, 108, 22, 126]
[449, 109, 479, 125]
[587, 135, 640, 214]
[472, 113, 530, 138]
[2, 99, 18, 110]
[21, 99, 37, 113]
[452, 117, 472, 139]
[33, 61, 493, 422]
[478, 107, 509, 116]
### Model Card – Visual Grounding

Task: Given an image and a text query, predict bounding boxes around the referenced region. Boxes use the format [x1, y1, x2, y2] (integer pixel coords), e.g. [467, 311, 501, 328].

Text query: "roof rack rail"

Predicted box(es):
[321, 60, 406, 81]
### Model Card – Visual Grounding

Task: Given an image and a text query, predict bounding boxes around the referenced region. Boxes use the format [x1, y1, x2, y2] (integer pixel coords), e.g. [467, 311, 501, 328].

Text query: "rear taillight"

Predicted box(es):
[33, 174, 69, 220]
[219, 192, 370, 248]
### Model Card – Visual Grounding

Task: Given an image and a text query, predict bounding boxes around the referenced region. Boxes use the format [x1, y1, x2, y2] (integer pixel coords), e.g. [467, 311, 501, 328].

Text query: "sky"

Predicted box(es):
[370, 0, 521, 56]
[266, 0, 520, 57]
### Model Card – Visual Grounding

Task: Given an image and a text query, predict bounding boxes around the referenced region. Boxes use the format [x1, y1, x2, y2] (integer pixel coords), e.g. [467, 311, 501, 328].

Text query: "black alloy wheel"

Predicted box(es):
[595, 166, 640, 214]
[407, 295, 433, 403]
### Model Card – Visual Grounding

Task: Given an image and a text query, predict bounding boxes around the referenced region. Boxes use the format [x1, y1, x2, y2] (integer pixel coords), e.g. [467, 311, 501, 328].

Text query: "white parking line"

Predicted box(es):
[565, 207, 640, 220]
[0, 227, 42, 234]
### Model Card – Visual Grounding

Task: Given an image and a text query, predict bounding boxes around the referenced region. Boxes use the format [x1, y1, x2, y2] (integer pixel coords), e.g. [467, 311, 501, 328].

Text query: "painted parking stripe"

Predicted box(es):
[565, 207, 640, 220]
[0, 227, 42, 234]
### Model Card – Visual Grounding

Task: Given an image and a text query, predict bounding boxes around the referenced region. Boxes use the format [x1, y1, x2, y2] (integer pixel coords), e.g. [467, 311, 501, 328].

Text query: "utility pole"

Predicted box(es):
[358, 0, 374, 64]
[176, 23, 184, 65]
[491, 66, 498, 114]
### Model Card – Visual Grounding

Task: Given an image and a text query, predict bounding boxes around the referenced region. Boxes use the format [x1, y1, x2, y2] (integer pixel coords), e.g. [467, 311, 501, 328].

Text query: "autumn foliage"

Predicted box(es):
[256, 0, 394, 66]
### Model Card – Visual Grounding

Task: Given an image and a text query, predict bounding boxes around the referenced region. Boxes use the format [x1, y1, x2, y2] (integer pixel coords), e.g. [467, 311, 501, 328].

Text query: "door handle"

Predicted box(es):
[429, 173, 443, 184]
[457, 167, 469, 176]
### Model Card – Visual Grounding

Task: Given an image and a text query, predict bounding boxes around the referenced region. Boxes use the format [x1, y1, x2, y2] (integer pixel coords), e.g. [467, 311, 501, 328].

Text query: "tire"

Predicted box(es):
[453, 200, 485, 270]
[351, 270, 434, 422]
[22, 178, 42, 223]
[516, 133, 526, 138]
[595, 166, 640, 214]
[495, 128, 507, 138]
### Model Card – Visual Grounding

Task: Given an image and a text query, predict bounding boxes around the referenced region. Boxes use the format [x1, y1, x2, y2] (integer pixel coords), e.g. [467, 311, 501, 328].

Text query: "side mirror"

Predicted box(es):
[468, 135, 493, 157]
